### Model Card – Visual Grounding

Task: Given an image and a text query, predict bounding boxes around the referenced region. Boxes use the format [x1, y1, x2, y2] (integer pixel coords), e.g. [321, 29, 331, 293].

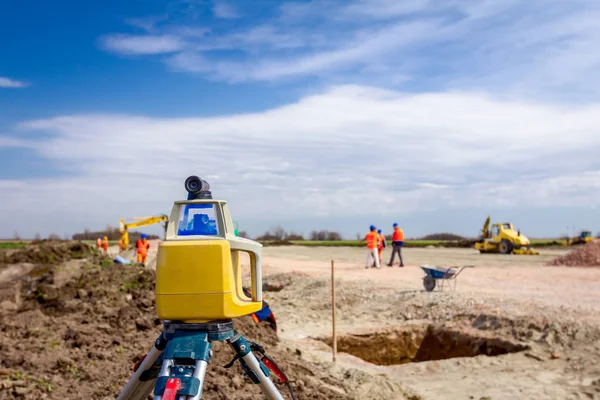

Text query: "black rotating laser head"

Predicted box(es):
[185, 175, 213, 199]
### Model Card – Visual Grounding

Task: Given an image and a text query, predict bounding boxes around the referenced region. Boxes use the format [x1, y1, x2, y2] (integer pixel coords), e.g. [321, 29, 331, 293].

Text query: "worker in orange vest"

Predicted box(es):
[136, 234, 150, 266]
[387, 222, 404, 267]
[96, 237, 102, 250]
[377, 229, 386, 265]
[362, 225, 380, 269]
[102, 236, 109, 253]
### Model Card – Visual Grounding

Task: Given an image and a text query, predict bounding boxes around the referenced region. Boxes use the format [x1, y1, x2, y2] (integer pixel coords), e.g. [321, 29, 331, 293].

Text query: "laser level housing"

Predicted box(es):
[155, 176, 263, 322]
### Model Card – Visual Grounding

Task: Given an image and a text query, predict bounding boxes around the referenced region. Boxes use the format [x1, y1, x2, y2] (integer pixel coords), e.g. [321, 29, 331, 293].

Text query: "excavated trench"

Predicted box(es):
[320, 324, 529, 366]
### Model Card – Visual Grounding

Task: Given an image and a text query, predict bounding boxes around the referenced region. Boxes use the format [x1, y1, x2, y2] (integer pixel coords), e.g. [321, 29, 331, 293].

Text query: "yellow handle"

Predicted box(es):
[229, 241, 262, 303]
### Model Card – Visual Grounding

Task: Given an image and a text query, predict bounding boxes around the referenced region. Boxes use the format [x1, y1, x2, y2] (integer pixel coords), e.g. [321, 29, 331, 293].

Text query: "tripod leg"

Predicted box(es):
[188, 359, 208, 400]
[154, 359, 173, 400]
[117, 334, 167, 400]
[229, 332, 285, 400]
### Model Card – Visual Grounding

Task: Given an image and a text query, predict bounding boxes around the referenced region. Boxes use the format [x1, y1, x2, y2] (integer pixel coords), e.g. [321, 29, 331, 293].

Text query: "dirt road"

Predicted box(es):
[257, 246, 600, 400]
[261, 246, 600, 314]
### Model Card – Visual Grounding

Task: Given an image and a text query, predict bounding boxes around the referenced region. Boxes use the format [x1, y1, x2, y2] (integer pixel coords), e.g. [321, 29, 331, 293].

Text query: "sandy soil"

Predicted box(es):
[257, 246, 600, 400]
[3, 242, 600, 399]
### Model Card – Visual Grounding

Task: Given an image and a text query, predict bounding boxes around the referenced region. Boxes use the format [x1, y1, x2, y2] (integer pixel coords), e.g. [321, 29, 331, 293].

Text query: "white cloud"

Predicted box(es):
[0, 76, 28, 88]
[212, 1, 239, 19]
[98, 0, 600, 100]
[101, 34, 184, 55]
[0, 137, 35, 148]
[5, 85, 600, 237]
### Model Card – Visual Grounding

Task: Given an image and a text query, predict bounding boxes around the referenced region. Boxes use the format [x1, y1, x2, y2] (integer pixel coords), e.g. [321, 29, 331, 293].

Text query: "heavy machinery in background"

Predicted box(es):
[563, 230, 594, 246]
[474, 216, 539, 255]
[118, 214, 241, 252]
[118, 215, 168, 251]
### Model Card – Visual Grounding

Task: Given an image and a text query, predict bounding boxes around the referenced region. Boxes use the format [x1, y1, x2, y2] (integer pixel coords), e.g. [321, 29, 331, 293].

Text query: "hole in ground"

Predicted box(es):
[320, 324, 530, 366]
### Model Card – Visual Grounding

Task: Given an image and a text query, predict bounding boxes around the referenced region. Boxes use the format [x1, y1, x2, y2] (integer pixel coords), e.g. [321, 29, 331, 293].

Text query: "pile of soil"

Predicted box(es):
[0, 249, 350, 399]
[0, 240, 97, 265]
[548, 241, 600, 267]
[438, 239, 476, 249]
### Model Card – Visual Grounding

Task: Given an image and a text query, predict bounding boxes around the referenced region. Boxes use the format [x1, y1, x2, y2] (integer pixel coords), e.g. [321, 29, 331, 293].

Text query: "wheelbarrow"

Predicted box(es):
[419, 265, 474, 292]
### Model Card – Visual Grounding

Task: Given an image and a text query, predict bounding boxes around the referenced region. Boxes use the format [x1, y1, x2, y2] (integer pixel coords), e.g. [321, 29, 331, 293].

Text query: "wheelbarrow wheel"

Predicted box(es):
[423, 276, 436, 292]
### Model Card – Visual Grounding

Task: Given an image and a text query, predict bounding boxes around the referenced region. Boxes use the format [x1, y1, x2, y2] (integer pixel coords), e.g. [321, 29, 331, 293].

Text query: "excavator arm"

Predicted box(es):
[481, 216, 491, 239]
[119, 215, 168, 251]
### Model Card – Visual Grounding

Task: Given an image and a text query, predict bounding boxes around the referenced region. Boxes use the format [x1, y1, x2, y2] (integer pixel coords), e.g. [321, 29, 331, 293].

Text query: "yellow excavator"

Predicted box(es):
[563, 230, 594, 246]
[474, 216, 539, 255]
[118, 215, 168, 251]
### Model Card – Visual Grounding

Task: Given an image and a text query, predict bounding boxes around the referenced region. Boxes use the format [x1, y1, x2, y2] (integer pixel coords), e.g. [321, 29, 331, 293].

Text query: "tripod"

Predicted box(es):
[117, 320, 294, 400]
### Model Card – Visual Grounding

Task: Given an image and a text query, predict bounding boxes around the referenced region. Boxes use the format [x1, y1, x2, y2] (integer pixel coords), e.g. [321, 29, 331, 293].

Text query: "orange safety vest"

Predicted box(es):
[136, 239, 149, 255]
[378, 235, 386, 248]
[392, 227, 404, 242]
[365, 232, 378, 249]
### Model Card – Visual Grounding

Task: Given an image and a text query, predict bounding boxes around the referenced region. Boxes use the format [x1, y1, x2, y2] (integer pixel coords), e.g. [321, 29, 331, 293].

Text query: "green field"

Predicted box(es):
[0, 238, 570, 250]
[0, 242, 30, 249]
[287, 240, 450, 247]
[259, 239, 564, 248]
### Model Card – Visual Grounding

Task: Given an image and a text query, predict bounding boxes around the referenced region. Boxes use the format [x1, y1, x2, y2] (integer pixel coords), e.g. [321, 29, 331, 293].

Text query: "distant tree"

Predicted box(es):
[256, 231, 276, 241]
[310, 230, 342, 241]
[12, 231, 20, 240]
[286, 232, 304, 240]
[238, 230, 249, 239]
[272, 226, 286, 241]
[48, 233, 61, 240]
[72, 228, 157, 241]
[356, 233, 362, 240]
[34, 233, 41, 240]
[326, 231, 342, 241]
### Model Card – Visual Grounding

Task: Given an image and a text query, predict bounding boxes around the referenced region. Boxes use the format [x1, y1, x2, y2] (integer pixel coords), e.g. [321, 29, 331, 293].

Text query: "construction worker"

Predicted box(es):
[377, 229, 386, 265]
[362, 225, 380, 269]
[102, 236, 109, 254]
[96, 237, 102, 250]
[118, 238, 123, 252]
[136, 234, 150, 266]
[387, 222, 404, 267]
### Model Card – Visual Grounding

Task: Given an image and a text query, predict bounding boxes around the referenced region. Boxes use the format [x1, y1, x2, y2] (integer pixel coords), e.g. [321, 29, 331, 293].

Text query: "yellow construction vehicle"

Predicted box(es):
[118, 215, 168, 251]
[474, 216, 539, 255]
[563, 230, 594, 246]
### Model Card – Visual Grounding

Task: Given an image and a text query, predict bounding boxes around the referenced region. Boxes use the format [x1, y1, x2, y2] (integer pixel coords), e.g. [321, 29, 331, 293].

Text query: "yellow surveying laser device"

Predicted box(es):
[155, 175, 263, 322]
[118, 176, 294, 400]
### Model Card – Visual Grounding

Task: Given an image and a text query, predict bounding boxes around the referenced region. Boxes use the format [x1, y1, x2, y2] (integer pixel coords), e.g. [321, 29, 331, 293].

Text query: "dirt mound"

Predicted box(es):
[439, 239, 476, 248]
[0, 240, 97, 265]
[548, 240, 600, 267]
[0, 252, 350, 399]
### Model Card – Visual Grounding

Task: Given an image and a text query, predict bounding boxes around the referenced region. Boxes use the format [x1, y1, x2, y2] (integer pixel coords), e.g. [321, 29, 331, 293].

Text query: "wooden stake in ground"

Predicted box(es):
[331, 259, 337, 362]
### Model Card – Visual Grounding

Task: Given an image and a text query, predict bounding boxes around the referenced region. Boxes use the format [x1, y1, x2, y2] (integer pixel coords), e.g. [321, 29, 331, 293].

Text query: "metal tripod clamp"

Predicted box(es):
[228, 332, 270, 384]
[154, 330, 213, 399]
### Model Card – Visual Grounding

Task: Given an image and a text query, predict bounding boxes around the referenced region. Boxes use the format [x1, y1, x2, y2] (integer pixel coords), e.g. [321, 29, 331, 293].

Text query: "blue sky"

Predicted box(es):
[2, 0, 600, 239]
